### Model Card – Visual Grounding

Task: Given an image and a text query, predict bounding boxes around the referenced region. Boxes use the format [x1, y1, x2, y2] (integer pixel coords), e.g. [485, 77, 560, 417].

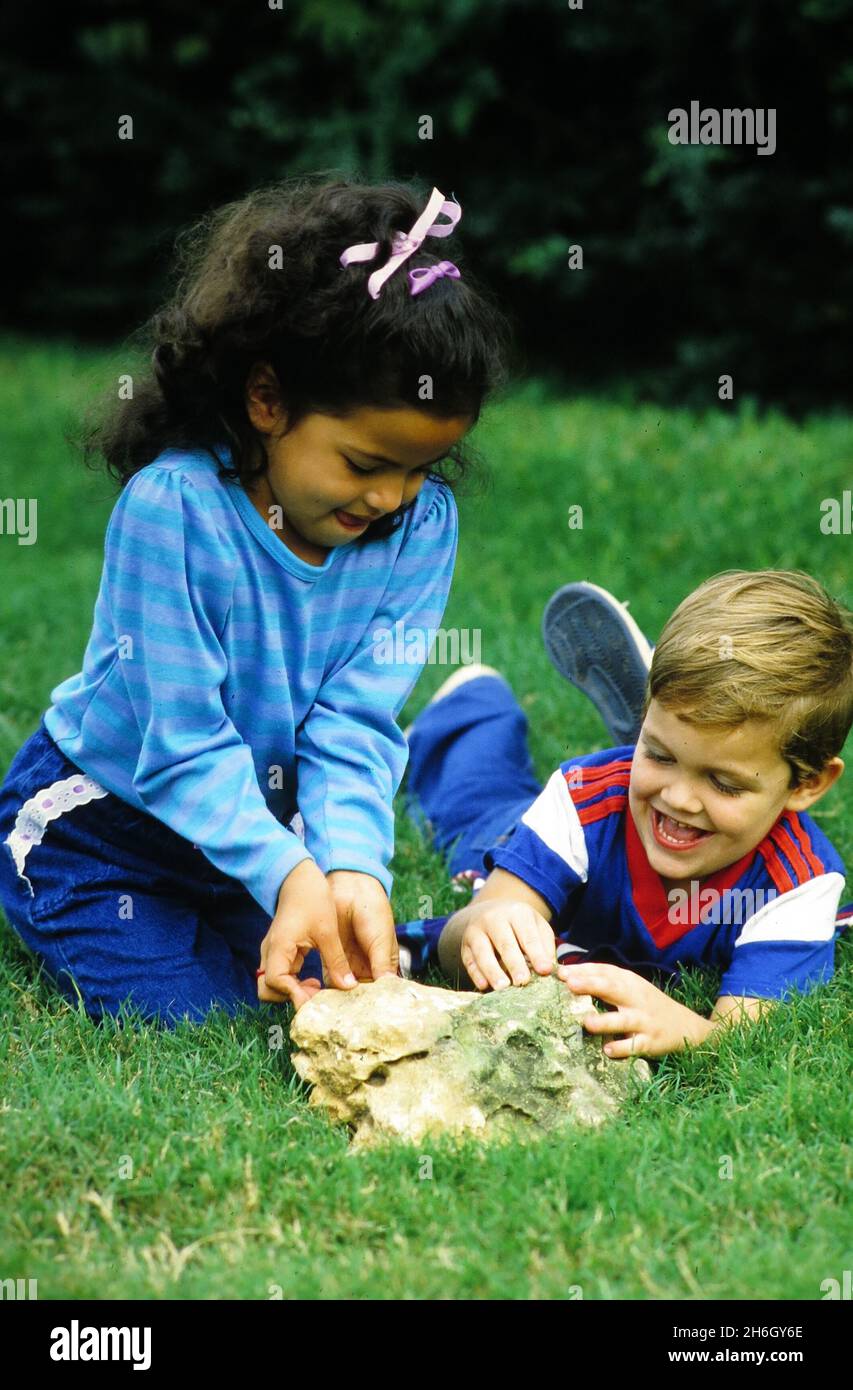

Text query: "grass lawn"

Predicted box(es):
[0, 336, 850, 1299]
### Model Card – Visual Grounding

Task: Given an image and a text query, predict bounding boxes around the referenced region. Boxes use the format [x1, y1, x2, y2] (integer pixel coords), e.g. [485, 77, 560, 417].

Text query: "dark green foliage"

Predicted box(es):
[3, 1, 853, 408]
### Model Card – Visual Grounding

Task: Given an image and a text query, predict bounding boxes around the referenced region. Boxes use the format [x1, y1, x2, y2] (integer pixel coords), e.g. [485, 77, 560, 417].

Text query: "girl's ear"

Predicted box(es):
[784, 756, 844, 813]
[245, 362, 285, 432]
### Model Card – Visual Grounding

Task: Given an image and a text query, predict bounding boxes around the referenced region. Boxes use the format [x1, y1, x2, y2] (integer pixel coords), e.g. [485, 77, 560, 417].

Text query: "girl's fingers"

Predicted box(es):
[258, 973, 314, 1009]
[262, 942, 305, 992]
[295, 977, 323, 1005]
[260, 935, 328, 1006]
[357, 917, 399, 980]
[314, 922, 360, 989]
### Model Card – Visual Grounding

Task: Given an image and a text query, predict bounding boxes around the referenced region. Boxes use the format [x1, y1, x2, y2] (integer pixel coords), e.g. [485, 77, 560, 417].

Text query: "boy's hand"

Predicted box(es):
[557, 962, 712, 1057]
[325, 869, 399, 985]
[448, 900, 557, 990]
[258, 859, 360, 1011]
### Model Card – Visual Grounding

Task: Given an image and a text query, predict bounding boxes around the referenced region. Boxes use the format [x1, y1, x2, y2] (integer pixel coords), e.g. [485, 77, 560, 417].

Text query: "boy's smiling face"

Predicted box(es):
[628, 699, 843, 891]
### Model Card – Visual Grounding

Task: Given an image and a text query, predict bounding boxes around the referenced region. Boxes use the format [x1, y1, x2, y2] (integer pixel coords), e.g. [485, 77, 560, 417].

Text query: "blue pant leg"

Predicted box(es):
[396, 676, 547, 977]
[404, 674, 543, 877]
[0, 727, 265, 1028]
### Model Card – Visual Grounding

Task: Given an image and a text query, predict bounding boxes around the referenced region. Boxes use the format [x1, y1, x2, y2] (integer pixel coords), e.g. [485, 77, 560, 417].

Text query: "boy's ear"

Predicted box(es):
[783, 756, 844, 812]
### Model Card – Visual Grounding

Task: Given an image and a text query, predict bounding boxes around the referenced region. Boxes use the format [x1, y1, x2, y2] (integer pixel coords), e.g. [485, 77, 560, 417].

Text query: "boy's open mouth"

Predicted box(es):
[650, 805, 714, 851]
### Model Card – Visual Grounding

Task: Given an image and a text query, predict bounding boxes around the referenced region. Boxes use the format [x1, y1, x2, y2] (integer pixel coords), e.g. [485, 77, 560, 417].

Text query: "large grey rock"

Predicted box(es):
[290, 972, 652, 1150]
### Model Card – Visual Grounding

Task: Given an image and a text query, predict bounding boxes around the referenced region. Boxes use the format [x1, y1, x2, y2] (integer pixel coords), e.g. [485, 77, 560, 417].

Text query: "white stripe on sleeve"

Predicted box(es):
[733, 872, 845, 947]
[519, 767, 589, 881]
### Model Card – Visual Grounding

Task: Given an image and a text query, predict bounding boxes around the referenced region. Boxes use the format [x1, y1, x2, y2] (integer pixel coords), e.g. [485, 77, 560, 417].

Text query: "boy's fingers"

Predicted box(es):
[557, 963, 593, 992]
[557, 963, 637, 1004]
[513, 914, 557, 973]
[600, 1034, 647, 1058]
[461, 945, 489, 992]
[489, 920, 537, 985]
[581, 1007, 635, 1035]
[471, 927, 522, 989]
[475, 949, 511, 991]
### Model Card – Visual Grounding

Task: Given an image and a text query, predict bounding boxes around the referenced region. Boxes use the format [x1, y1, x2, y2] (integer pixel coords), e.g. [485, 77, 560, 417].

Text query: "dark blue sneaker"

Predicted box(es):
[542, 581, 654, 745]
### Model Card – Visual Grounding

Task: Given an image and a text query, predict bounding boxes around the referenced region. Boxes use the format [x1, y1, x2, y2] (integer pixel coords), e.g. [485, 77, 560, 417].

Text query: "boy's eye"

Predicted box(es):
[710, 776, 743, 797]
[644, 748, 672, 764]
[645, 748, 743, 796]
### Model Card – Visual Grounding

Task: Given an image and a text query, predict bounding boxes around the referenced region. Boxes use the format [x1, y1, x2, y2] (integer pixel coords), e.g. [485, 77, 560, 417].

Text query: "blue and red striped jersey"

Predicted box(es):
[397, 745, 847, 1000]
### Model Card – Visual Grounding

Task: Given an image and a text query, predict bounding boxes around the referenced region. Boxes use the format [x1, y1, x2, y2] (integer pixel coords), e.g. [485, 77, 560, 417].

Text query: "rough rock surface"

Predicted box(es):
[290, 973, 652, 1150]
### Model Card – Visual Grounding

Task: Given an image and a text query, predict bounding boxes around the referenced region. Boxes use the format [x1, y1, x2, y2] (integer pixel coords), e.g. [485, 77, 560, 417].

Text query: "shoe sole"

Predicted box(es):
[541, 582, 653, 745]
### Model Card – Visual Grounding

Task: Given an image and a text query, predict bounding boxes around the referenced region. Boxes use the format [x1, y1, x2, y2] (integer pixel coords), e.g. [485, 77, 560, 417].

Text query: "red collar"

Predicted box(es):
[625, 805, 757, 949]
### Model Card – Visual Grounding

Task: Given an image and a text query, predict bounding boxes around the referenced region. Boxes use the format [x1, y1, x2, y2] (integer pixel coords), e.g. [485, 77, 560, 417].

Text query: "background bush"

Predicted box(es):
[4, 0, 853, 410]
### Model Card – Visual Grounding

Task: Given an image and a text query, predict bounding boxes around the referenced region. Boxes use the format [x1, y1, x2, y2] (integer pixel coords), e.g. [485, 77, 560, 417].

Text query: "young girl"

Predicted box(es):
[0, 175, 514, 1027]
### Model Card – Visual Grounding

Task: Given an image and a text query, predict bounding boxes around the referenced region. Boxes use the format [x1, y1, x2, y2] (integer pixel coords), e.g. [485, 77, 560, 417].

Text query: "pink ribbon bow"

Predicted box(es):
[339, 186, 462, 299]
[408, 259, 461, 295]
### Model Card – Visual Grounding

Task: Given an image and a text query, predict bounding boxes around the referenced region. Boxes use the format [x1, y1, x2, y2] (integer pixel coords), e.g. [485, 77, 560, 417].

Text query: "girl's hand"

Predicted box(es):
[557, 962, 713, 1057]
[445, 899, 556, 991]
[258, 859, 360, 1010]
[324, 870, 399, 984]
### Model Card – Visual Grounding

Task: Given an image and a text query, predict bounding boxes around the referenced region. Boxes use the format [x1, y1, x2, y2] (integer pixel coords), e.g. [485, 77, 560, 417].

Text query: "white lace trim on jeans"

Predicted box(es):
[4, 772, 109, 890]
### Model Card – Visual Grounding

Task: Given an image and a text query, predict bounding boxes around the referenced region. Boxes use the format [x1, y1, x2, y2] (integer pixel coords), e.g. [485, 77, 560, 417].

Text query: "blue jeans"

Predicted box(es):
[403, 674, 544, 879]
[0, 720, 322, 1028]
[393, 674, 546, 976]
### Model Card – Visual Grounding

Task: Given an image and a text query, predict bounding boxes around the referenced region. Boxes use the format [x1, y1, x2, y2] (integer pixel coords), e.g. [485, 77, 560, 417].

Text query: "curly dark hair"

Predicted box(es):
[76, 170, 519, 542]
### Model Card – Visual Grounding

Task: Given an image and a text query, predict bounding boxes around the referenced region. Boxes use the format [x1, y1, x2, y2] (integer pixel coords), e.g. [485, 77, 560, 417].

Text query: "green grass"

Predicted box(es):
[1, 335, 851, 1299]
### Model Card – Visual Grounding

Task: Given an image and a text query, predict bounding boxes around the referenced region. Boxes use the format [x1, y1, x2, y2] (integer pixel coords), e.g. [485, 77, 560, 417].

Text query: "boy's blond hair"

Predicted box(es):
[640, 570, 853, 787]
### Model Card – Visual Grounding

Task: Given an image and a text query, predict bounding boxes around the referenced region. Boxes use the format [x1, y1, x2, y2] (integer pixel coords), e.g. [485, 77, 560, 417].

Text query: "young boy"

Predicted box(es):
[396, 570, 853, 1058]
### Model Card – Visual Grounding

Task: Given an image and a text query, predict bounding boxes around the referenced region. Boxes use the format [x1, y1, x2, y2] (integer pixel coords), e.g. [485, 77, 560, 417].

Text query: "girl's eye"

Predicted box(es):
[710, 776, 743, 797]
[343, 457, 434, 477]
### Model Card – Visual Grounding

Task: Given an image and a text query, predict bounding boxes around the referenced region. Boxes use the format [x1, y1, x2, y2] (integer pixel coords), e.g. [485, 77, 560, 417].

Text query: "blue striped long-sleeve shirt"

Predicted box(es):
[43, 445, 459, 917]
